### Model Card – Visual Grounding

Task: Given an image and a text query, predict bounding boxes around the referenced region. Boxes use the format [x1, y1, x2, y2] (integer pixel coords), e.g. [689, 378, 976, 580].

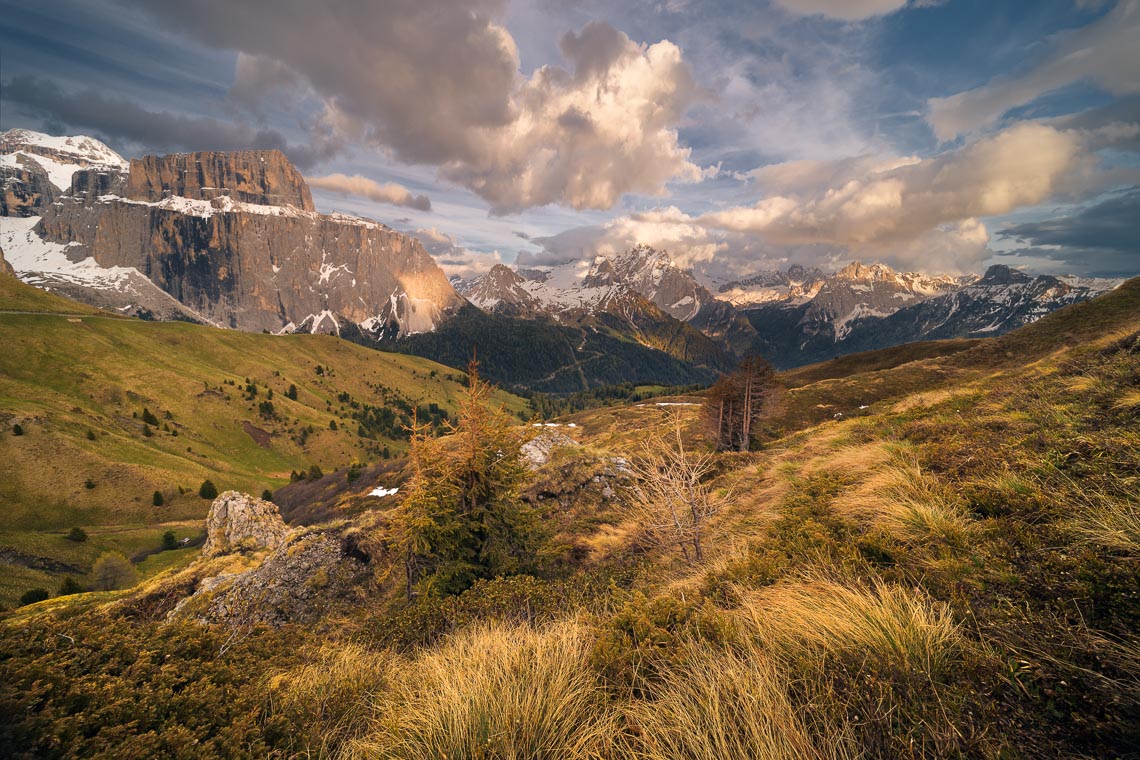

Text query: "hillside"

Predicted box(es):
[0, 274, 524, 606]
[392, 303, 726, 393]
[2, 278, 1137, 758]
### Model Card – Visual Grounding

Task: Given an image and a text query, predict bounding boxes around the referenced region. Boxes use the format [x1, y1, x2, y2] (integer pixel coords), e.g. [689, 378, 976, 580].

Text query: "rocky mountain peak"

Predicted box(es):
[126, 149, 315, 210]
[978, 264, 1034, 286]
[836, 261, 895, 281]
[203, 491, 290, 557]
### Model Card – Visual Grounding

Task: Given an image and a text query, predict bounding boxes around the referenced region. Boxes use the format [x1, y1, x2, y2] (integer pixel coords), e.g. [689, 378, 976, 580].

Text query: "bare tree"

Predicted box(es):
[626, 412, 725, 563]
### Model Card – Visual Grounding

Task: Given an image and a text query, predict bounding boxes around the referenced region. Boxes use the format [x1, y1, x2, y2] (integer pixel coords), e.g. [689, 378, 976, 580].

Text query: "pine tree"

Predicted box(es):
[199, 479, 218, 499]
[391, 361, 537, 598]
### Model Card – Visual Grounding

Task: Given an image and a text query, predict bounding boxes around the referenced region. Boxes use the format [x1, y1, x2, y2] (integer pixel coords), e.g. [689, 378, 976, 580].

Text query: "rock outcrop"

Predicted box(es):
[522, 430, 581, 469]
[1, 158, 57, 217]
[126, 150, 315, 211]
[203, 491, 290, 557]
[0, 245, 13, 276]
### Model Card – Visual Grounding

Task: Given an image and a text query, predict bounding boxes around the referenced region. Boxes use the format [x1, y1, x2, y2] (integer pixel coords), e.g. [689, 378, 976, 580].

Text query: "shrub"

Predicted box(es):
[19, 588, 49, 606]
[91, 552, 138, 591]
[58, 576, 84, 595]
[286, 384, 298, 400]
[86, 429, 96, 441]
[199, 479, 218, 500]
[162, 531, 178, 550]
[12, 423, 23, 436]
[141, 407, 159, 426]
[269, 644, 397, 755]
[262, 489, 274, 502]
[152, 490, 164, 507]
[307, 465, 323, 481]
[67, 527, 88, 542]
[84, 478, 96, 489]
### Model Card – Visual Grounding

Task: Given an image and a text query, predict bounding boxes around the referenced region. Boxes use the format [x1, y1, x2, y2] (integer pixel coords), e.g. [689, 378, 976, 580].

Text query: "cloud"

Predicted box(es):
[308, 173, 431, 211]
[1, 74, 339, 168]
[441, 21, 705, 212]
[525, 117, 1135, 277]
[700, 122, 1104, 256]
[413, 227, 505, 279]
[771, 0, 909, 21]
[927, 0, 1140, 141]
[116, 2, 704, 212]
[1001, 188, 1140, 251]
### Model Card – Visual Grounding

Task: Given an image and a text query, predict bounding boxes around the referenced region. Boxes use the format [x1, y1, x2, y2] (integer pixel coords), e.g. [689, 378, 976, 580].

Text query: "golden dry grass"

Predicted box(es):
[741, 577, 963, 678]
[618, 641, 851, 760]
[834, 451, 975, 544]
[347, 622, 612, 760]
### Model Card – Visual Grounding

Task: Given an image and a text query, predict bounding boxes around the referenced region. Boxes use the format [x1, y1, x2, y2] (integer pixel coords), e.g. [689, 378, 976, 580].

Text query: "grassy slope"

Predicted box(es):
[0, 274, 524, 605]
[2, 278, 1138, 758]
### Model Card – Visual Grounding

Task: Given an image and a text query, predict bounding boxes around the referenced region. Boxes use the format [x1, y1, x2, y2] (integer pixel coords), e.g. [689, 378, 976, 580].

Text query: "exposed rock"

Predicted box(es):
[36, 191, 464, 335]
[1, 158, 56, 217]
[69, 167, 127, 200]
[189, 528, 372, 627]
[203, 491, 290, 557]
[0, 245, 13, 276]
[126, 150, 315, 210]
[522, 430, 580, 469]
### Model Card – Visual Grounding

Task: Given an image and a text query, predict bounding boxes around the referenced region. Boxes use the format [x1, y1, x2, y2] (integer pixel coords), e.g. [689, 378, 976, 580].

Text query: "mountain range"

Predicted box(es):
[0, 129, 1127, 384]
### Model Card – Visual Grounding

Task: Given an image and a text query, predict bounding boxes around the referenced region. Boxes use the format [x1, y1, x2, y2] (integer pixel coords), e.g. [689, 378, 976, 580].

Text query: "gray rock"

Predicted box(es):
[203, 491, 290, 557]
[522, 430, 580, 469]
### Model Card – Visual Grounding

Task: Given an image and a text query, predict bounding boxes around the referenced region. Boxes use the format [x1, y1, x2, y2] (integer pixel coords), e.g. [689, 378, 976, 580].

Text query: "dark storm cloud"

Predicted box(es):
[1000, 189, 1140, 253]
[113, 0, 518, 166]
[2, 75, 338, 168]
[998, 188, 1140, 276]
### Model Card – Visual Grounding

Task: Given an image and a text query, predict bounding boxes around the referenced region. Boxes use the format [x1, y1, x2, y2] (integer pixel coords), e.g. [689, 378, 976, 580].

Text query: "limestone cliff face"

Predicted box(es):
[36, 192, 463, 334]
[203, 491, 290, 557]
[126, 150, 315, 211]
[1, 158, 56, 217]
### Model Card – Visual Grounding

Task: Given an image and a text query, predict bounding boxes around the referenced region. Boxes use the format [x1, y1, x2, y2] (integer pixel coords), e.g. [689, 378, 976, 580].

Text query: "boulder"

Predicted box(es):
[203, 491, 290, 557]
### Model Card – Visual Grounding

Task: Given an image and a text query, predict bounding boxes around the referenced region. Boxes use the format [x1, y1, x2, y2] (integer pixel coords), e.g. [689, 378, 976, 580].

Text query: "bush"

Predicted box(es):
[84, 478, 96, 489]
[262, 489, 274, 502]
[19, 588, 49, 606]
[91, 552, 138, 591]
[141, 407, 159, 426]
[162, 531, 178, 550]
[286, 384, 298, 400]
[11, 423, 23, 436]
[67, 527, 88, 542]
[58, 576, 84, 596]
[152, 490, 164, 507]
[86, 429, 96, 441]
[307, 465, 323, 481]
[199, 479, 218, 500]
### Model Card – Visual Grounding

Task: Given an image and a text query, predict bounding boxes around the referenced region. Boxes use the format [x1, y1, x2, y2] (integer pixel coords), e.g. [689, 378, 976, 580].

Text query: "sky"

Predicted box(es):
[1, 0, 1138, 280]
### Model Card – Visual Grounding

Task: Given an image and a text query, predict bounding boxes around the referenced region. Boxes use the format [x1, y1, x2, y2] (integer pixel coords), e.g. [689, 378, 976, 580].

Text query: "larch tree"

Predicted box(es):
[391, 361, 537, 598]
